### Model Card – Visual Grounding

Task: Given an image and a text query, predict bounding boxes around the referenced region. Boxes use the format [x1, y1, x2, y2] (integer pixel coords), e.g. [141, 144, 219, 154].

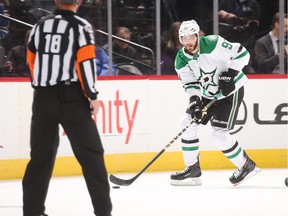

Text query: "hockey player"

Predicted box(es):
[170, 20, 260, 186]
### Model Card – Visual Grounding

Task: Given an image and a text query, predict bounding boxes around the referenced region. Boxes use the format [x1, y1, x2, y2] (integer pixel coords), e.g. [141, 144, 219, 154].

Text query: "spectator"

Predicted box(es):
[0, 43, 6, 75]
[4, 30, 30, 76]
[103, 26, 138, 64]
[219, 0, 261, 23]
[1, 22, 27, 56]
[115, 0, 152, 8]
[218, 0, 262, 74]
[218, 0, 261, 49]
[9, 0, 38, 25]
[115, 0, 154, 29]
[254, 12, 288, 74]
[0, 2, 9, 39]
[95, 46, 116, 76]
[161, 22, 182, 75]
[256, 0, 286, 38]
[0, 43, 4, 66]
[174, 0, 213, 35]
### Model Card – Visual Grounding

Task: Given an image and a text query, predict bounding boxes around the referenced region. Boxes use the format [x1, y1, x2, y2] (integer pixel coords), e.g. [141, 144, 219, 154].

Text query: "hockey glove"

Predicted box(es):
[186, 96, 203, 122]
[218, 69, 238, 96]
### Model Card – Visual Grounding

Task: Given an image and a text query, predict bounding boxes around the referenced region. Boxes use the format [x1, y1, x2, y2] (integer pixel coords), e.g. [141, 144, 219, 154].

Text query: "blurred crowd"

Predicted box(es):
[0, 0, 287, 76]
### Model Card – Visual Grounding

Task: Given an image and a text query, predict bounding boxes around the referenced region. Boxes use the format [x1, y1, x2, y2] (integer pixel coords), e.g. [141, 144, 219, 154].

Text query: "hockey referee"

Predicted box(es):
[22, 0, 113, 216]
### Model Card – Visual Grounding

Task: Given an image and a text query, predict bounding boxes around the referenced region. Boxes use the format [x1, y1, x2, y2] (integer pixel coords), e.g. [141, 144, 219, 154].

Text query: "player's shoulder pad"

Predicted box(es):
[199, 35, 219, 54]
[175, 48, 191, 70]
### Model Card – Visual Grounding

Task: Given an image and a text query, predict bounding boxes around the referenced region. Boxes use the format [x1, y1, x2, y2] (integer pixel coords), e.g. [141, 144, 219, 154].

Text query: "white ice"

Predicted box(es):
[0, 169, 287, 216]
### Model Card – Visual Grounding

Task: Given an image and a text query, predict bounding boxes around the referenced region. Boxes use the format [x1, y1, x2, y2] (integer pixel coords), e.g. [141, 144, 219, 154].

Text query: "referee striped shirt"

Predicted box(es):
[27, 9, 98, 100]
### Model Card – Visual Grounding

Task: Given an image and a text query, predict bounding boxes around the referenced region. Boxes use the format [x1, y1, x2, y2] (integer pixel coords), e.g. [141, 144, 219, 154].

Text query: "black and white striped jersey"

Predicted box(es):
[27, 9, 98, 100]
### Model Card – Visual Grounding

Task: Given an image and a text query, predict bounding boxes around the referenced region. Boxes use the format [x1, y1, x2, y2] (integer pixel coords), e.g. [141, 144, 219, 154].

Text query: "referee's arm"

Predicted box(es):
[26, 26, 36, 80]
[27, 48, 36, 79]
[75, 25, 98, 100]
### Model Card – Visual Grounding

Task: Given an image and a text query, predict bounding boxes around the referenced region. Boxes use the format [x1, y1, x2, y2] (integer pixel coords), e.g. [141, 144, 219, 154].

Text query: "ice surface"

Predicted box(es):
[0, 169, 287, 216]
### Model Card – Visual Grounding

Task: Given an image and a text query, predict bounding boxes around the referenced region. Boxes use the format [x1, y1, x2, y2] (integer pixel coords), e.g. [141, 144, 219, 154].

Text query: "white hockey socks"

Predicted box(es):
[181, 138, 200, 166]
[211, 126, 246, 168]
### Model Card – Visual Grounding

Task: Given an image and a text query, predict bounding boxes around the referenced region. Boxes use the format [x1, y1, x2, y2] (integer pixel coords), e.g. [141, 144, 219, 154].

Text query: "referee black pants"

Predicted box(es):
[22, 83, 112, 216]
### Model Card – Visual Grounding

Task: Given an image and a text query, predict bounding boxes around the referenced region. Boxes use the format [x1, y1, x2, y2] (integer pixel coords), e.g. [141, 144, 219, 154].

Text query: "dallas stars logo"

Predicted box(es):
[198, 68, 217, 89]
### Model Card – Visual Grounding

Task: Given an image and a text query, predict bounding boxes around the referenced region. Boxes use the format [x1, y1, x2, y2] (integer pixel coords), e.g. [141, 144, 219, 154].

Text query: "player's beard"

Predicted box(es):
[184, 40, 199, 55]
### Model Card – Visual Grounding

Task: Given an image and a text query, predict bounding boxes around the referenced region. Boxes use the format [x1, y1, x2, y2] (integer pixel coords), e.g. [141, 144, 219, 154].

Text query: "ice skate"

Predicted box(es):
[170, 159, 202, 186]
[229, 154, 260, 186]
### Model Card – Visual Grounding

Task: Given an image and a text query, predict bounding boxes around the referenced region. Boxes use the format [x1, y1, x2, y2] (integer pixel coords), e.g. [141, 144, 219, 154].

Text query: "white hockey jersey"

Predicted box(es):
[175, 35, 249, 100]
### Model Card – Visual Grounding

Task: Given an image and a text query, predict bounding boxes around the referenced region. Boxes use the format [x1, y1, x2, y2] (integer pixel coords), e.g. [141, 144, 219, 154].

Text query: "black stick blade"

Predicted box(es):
[109, 174, 135, 186]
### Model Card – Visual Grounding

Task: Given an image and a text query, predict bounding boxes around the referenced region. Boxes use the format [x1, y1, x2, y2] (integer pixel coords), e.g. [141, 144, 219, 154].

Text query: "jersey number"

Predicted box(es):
[45, 34, 61, 53]
[222, 41, 232, 50]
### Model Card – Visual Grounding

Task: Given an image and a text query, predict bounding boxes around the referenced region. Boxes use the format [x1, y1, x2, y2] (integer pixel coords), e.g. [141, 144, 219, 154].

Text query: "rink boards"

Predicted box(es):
[0, 75, 287, 179]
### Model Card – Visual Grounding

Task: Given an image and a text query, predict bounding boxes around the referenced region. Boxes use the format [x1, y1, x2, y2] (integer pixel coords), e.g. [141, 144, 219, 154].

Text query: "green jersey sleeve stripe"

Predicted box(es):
[232, 50, 248, 60]
[234, 72, 245, 83]
[185, 85, 200, 91]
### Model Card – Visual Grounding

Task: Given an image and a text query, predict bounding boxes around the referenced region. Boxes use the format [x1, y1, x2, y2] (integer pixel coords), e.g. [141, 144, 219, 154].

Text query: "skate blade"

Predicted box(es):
[232, 167, 261, 186]
[170, 177, 202, 186]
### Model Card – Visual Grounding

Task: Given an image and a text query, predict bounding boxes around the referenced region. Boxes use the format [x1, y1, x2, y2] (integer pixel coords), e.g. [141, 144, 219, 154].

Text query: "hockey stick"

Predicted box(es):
[109, 93, 222, 186]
